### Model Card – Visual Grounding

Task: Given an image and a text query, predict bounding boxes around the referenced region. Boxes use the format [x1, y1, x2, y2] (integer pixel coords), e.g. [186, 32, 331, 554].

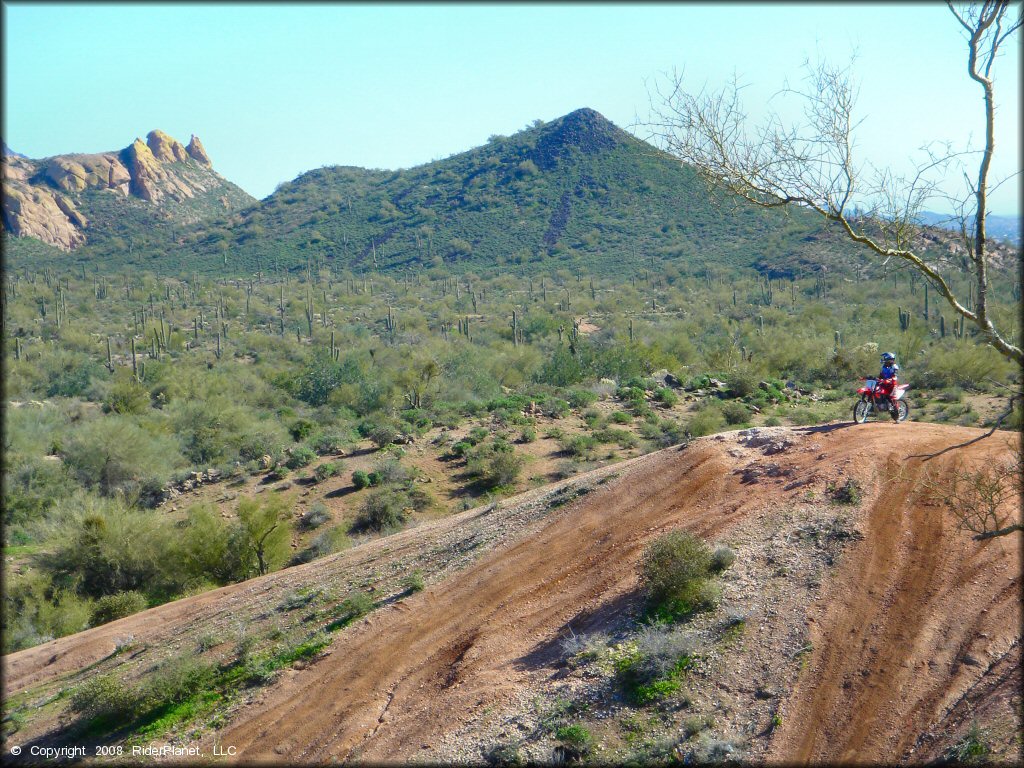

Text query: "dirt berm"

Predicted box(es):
[4, 421, 1020, 764]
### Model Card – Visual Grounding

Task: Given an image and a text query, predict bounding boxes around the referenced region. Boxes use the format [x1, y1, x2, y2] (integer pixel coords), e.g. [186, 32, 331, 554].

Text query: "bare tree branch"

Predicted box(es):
[644, 2, 1022, 366]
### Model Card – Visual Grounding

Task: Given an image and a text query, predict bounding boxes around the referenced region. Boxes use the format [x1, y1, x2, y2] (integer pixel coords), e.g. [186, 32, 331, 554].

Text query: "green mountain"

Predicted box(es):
[6, 110, 872, 278]
[2, 130, 254, 261]
[181, 108, 857, 279]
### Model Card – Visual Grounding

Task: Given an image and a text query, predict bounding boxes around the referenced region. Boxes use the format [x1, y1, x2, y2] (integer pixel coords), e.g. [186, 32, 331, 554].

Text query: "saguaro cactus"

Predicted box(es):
[898, 307, 911, 332]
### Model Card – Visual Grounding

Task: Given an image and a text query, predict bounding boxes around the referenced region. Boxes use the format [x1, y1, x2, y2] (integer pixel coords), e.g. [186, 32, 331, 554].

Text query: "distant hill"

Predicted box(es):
[174, 108, 863, 278]
[7, 111, 991, 280]
[1, 130, 254, 253]
[916, 211, 1021, 247]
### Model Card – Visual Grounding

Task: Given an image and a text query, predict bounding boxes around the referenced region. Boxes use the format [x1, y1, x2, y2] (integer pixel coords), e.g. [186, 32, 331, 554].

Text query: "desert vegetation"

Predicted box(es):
[2, 255, 1019, 654]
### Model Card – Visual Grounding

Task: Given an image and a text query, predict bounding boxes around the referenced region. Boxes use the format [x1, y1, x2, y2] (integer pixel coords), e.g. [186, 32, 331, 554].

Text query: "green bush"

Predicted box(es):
[709, 546, 736, 572]
[555, 724, 593, 758]
[640, 530, 713, 619]
[561, 434, 599, 459]
[285, 445, 316, 470]
[352, 489, 408, 533]
[70, 674, 142, 723]
[90, 591, 149, 627]
[828, 478, 862, 505]
[142, 655, 216, 709]
[313, 462, 341, 483]
[654, 388, 679, 407]
[351, 470, 371, 490]
[720, 401, 750, 425]
[567, 389, 598, 409]
[686, 407, 726, 437]
[403, 570, 425, 593]
[289, 418, 317, 441]
[299, 503, 331, 530]
[62, 417, 183, 499]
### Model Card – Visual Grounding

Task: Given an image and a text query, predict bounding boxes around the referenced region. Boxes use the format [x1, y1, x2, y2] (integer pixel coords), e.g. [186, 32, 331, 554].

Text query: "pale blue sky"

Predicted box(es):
[3, 2, 1020, 214]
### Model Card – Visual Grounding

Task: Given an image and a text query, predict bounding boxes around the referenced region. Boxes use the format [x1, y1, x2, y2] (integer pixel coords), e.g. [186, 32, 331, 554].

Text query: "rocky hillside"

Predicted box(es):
[1, 131, 254, 252]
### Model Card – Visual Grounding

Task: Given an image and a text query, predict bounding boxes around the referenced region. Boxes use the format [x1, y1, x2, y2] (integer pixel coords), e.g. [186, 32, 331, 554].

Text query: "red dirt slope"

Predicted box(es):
[4, 422, 1019, 764]
[211, 422, 1019, 764]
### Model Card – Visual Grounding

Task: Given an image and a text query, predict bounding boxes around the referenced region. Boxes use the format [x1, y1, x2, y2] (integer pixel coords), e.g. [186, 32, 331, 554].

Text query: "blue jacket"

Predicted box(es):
[879, 364, 898, 380]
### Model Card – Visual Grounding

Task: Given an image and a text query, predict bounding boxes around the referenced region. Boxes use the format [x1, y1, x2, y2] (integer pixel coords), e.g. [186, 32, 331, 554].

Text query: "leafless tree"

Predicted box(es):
[644, 1, 1022, 366]
[921, 441, 1022, 539]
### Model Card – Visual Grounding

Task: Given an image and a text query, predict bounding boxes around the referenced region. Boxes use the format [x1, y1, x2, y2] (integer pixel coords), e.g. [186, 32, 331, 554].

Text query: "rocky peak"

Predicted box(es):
[3, 129, 242, 251]
[146, 130, 189, 163]
[186, 134, 212, 167]
[530, 108, 628, 171]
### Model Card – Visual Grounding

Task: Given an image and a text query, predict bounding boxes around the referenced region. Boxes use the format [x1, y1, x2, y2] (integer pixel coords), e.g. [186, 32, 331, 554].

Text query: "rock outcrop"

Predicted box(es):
[186, 135, 211, 167]
[1, 131, 246, 251]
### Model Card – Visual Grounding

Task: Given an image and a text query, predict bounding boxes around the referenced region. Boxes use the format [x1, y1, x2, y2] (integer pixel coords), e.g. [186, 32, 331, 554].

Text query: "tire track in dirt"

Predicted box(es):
[215, 444, 753, 763]
[769, 430, 1020, 763]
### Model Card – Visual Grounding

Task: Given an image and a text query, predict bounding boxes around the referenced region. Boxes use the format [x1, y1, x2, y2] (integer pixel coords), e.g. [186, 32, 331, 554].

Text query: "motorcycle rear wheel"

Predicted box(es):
[853, 399, 871, 424]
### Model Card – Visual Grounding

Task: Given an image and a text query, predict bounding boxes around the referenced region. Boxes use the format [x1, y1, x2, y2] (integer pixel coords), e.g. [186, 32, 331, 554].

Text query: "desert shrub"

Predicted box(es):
[289, 418, 317, 441]
[561, 434, 599, 459]
[41, 496, 182, 598]
[351, 470, 371, 489]
[518, 426, 537, 443]
[177, 504, 251, 585]
[46, 354, 105, 398]
[310, 430, 350, 455]
[103, 374, 151, 415]
[299, 503, 331, 530]
[555, 724, 593, 759]
[371, 458, 409, 486]
[70, 674, 142, 723]
[352, 489, 409, 533]
[720, 401, 751, 425]
[2, 573, 93, 653]
[291, 526, 350, 565]
[918, 341, 1013, 389]
[403, 570, 425, 593]
[610, 410, 632, 424]
[235, 495, 292, 576]
[313, 462, 341, 483]
[828, 478, 862, 505]
[486, 743, 524, 766]
[947, 721, 991, 764]
[614, 625, 698, 704]
[686, 406, 726, 437]
[142, 655, 216, 709]
[654, 388, 679, 407]
[640, 530, 714, 619]
[327, 590, 374, 629]
[727, 370, 759, 398]
[89, 591, 148, 627]
[709, 546, 736, 573]
[62, 417, 183, 499]
[285, 445, 316, 470]
[567, 389, 598, 409]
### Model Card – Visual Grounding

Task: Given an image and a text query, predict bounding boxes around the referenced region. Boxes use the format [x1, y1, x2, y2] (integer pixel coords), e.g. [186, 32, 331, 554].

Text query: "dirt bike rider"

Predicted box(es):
[875, 352, 900, 420]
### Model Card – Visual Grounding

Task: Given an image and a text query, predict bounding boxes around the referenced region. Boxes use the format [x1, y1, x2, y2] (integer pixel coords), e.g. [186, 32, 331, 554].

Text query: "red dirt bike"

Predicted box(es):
[853, 378, 910, 423]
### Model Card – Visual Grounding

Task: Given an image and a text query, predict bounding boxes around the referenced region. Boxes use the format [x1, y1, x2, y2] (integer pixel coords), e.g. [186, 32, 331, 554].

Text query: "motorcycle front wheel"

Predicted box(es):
[896, 401, 909, 422]
[853, 399, 871, 424]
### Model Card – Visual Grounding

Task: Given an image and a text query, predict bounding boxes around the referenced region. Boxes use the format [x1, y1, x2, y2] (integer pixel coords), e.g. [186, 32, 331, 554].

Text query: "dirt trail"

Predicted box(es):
[4, 422, 1019, 764]
[210, 422, 1018, 764]
[768, 427, 1021, 763]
